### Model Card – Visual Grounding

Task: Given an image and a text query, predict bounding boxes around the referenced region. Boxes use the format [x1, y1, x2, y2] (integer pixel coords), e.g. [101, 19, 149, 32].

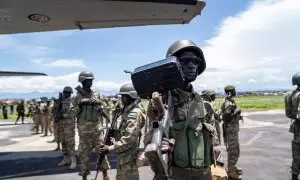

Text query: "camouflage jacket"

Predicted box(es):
[201, 94, 215, 125]
[108, 101, 144, 165]
[60, 96, 74, 124]
[286, 88, 300, 135]
[146, 88, 214, 168]
[221, 96, 239, 122]
[72, 87, 105, 133]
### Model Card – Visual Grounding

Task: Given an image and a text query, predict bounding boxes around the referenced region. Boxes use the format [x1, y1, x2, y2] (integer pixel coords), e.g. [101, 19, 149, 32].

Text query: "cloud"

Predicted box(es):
[32, 58, 87, 68]
[194, 0, 300, 91]
[248, 79, 257, 83]
[0, 72, 127, 93]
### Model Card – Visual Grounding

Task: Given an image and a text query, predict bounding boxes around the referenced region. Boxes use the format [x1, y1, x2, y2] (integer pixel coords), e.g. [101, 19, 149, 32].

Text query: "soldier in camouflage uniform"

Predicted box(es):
[72, 71, 110, 180]
[40, 100, 48, 136]
[57, 86, 77, 169]
[201, 89, 222, 146]
[99, 84, 145, 180]
[44, 99, 53, 136]
[145, 40, 214, 180]
[221, 85, 242, 180]
[285, 72, 300, 180]
[33, 100, 43, 134]
[50, 98, 61, 150]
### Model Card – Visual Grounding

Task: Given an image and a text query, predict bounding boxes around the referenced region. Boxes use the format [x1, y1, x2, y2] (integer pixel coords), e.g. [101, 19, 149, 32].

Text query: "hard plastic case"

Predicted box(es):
[131, 57, 185, 99]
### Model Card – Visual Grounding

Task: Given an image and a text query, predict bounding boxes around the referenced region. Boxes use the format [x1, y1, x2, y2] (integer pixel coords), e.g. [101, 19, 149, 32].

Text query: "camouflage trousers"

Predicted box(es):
[44, 116, 53, 136]
[53, 121, 60, 143]
[214, 121, 221, 146]
[169, 166, 212, 180]
[116, 160, 139, 180]
[59, 121, 76, 158]
[33, 114, 43, 133]
[291, 135, 300, 175]
[225, 122, 240, 166]
[77, 128, 110, 174]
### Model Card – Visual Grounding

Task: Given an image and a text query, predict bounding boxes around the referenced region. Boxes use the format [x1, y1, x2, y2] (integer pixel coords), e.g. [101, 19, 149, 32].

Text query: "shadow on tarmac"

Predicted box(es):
[0, 149, 149, 179]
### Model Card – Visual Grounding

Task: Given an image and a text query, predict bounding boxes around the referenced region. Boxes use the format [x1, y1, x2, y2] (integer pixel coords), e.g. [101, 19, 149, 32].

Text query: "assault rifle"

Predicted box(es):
[124, 56, 185, 180]
[75, 86, 110, 122]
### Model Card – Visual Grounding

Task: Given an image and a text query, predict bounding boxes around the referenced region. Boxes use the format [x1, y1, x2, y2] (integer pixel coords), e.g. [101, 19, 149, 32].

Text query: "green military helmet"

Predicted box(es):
[63, 86, 73, 93]
[292, 72, 300, 85]
[78, 71, 94, 83]
[224, 85, 235, 91]
[166, 40, 206, 75]
[118, 84, 139, 99]
[202, 89, 216, 96]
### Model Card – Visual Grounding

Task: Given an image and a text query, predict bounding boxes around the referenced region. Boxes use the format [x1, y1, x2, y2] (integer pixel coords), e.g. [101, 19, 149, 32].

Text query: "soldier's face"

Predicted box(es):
[82, 79, 93, 89]
[63, 92, 71, 98]
[211, 94, 216, 101]
[178, 51, 199, 83]
[121, 95, 131, 106]
[231, 90, 236, 97]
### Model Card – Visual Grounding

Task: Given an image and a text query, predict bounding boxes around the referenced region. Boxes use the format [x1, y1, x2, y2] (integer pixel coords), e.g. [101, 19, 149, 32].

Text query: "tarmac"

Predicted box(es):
[0, 109, 293, 180]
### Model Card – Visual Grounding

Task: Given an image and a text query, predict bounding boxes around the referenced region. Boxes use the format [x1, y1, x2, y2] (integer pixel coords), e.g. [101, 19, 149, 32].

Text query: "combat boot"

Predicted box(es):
[69, 157, 77, 169]
[235, 165, 243, 175]
[292, 174, 299, 180]
[57, 156, 71, 167]
[227, 165, 242, 180]
[102, 169, 110, 180]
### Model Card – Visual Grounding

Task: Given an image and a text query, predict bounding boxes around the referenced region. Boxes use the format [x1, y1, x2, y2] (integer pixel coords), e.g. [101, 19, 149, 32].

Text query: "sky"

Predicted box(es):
[0, 0, 299, 94]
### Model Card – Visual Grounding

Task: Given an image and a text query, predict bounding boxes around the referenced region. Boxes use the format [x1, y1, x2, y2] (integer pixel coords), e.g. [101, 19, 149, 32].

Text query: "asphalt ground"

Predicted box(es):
[0, 110, 293, 180]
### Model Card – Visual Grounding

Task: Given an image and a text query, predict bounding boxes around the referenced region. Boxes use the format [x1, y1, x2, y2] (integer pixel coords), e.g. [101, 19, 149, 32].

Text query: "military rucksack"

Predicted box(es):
[285, 90, 300, 119]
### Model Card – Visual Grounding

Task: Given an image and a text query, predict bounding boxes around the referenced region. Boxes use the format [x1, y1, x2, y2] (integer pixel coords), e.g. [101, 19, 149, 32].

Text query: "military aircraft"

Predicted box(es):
[0, 0, 205, 34]
[0, 71, 46, 76]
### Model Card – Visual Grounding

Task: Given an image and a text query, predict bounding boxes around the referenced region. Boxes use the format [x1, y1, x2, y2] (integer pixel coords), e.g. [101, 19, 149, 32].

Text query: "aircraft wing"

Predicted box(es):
[0, 71, 47, 76]
[0, 0, 205, 34]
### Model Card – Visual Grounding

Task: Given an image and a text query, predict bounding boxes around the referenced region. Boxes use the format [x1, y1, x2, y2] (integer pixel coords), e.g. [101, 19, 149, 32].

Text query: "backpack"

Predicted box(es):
[285, 90, 300, 119]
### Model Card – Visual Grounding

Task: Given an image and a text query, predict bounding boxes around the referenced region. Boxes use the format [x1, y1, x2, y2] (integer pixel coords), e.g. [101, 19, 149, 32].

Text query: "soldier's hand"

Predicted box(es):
[80, 98, 90, 105]
[147, 92, 165, 120]
[161, 137, 175, 153]
[98, 145, 109, 155]
[234, 108, 241, 115]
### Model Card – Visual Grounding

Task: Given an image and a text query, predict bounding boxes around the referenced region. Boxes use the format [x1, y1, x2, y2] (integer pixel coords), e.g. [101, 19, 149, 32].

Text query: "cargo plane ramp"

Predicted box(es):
[0, 0, 205, 34]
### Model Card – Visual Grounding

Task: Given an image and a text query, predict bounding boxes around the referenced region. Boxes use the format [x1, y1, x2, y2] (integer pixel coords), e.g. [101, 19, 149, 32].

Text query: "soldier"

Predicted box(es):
[221, 85, 243, 180]
[72, 71, 110, 179]
[44, 99, 53, 136]
[201, 89, 222, 146]
[10, 104, 14, 114]
[144, 40, 214, 179]
[50, 98, 61, 151]
[33, 100, 43, 134]
[57, 86, 76, 169]
[99, 84, 145, 180]
[285, 72, 300, 180]
[15, 100, 25, 124]
[2, 104, 8, 119]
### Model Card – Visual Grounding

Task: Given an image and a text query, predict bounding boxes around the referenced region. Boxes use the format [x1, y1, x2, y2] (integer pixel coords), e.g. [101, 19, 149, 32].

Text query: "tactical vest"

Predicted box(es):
[78, 90, 101, 122]
[170, 94, 214, 169]
[61, 98, 72, 119]
[285, 90, 300, 119]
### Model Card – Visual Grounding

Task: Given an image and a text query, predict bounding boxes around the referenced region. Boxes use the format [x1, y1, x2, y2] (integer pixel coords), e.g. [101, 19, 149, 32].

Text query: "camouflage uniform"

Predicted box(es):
[108, 100, 144, 180]
[33, 102, 43, 134]
[58, 95, 76, 169]
[221, 86, 242, 179]
[145, 88, 214, 180]
[285, 72, 300, 180]
[52, 101, 61, 145]
[72, 87, 110, 176]
[40, 102, 48, 134]
[44, 102, 53, 136]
